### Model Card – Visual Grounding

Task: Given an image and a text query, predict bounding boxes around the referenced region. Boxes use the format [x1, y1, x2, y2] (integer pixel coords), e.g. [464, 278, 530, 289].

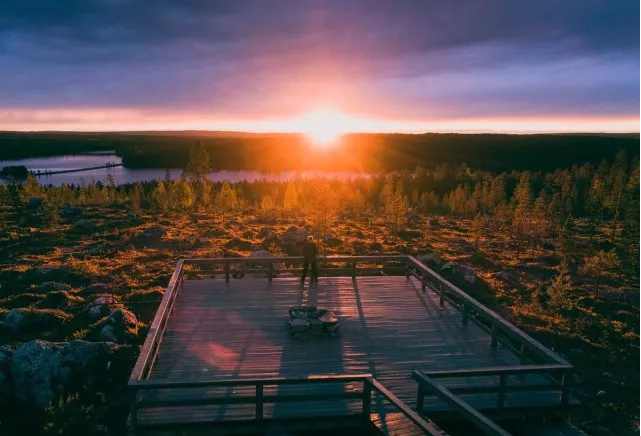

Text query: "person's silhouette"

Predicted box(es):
[301, 236, 318, 284]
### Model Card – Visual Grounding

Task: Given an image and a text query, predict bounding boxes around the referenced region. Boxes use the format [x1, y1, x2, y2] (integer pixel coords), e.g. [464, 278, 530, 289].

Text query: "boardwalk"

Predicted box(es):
[129, 256, 575, 435]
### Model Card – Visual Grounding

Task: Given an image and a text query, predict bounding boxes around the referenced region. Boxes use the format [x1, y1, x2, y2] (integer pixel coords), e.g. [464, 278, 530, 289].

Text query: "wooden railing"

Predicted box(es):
[128, 255, 574, 434]
[128, 372, 445, 435]
[412, 371, 513, 436]
[406, 256, 570, 367]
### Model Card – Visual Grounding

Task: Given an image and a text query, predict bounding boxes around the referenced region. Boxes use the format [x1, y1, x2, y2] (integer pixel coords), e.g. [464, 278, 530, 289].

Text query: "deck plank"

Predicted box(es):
[142, 275, 558, 428]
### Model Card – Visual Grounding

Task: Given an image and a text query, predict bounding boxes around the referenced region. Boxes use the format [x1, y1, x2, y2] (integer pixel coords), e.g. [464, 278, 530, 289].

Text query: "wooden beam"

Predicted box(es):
[366, 377, 444, 436]
[420, 364, 573, 378]
[412, 371, 513, 436]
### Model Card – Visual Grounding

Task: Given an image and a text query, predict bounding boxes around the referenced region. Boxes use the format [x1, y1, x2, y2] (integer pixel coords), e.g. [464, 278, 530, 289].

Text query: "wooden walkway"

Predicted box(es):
[138, 275, 557, 428]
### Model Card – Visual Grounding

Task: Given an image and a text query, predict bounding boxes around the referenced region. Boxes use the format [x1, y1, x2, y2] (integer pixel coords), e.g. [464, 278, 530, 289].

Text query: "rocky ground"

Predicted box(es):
[0, 204, 638, 435]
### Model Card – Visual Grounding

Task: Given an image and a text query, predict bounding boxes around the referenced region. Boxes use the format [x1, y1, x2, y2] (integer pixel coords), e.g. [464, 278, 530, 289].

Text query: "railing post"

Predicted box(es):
[560, 370, 571, 407]
[416, 383, 425, 417]
[268, 263, 273, 283]
[352, 260, 357, 280]
[490, 324, 498, 348]
[497, 374, 507, 409]
[225, 262, 230, 283]
[462, 303, 470, 325]
[129, 386, 138, 435]
[256, 383, 264, 420]
[439, 284, 445, 306]
[421, 273, 426, 292]
[405, 260, 410, 280]
[362, 379, 372, 419]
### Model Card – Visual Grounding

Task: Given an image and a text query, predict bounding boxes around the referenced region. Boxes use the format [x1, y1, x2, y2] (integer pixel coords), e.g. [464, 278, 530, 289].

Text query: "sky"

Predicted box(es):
[0, 0, 639, 133]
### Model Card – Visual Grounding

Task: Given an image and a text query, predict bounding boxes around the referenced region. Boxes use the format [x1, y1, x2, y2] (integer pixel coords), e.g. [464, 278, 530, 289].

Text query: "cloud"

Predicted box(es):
[0, 0, 638, 129]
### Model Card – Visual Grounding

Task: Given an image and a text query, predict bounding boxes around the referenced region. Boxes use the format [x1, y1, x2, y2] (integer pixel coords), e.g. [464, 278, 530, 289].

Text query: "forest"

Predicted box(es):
[0, 146, 638, 435]
[0, 131, 639, 173]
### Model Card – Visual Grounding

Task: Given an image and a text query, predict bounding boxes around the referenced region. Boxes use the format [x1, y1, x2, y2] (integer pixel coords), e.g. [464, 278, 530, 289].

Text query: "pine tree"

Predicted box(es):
[152, 182, 169, 211]
[580, 250, 620, 297]
[184, 142, 211, 183]
[381, 175, 409, 232]
[21, 173, 41, 202]
[283, 182, 300, 211]
[547, 259, 573, 311]
[217, 182, 237, 227]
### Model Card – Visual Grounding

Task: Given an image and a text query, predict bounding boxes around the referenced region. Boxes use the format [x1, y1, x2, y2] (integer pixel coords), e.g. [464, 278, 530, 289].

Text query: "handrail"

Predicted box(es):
[364, 377, 445, 436]
[183, 255, 407, 264]
[129, 258, 185, 383]
[412, 371, 513, 436]
[132, 373, 372, 389]
[422, 364, 573, 378]
[407, 256, 570, 366]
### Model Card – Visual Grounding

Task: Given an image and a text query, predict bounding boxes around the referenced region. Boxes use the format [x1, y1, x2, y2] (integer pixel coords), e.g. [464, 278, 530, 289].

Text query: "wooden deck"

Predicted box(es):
[129, 256, 575, 435]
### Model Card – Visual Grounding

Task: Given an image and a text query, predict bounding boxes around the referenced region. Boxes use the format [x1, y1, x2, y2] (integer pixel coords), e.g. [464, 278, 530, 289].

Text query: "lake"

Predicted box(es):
[0, 154, 370, 186]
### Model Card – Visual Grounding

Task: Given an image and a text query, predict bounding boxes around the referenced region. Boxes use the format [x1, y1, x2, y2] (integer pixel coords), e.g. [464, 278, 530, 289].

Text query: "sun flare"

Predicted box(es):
[295, 107, 350, 147]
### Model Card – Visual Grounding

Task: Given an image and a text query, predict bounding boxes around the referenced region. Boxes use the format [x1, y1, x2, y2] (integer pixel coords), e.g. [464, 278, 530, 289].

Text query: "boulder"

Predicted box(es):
[37, 291, 83, 310]
[73, 219, 97, 232]
[88, 294, 116, 320]
[60, 205, 83, 218]
[137, 226, 167, 243]
[280, 226, 308, 246]
[456, 238, 475, 251]
[257, 226, 275, 238]
[324, 237, 343, 248]
[397, 229, 422, 240]
[96, 309, 139, 343]
[494, 271, 516, 284]
[459, 265, 477, 285]
[9, 340, 118, 408]
[542, 241, 556, 251]
[4, 308, 71, 335]
[38, 282, 71, 293]
[81, 283, 112, 296]
[418, 252, 444, 267]
[368, 242, 384, 252]
[0, 346, 13, 401]
[224, 238, 254, 251]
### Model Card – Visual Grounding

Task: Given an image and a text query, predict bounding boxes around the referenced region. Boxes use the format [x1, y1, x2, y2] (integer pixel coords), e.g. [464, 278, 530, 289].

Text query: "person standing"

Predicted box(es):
[301, 235, 319, 284]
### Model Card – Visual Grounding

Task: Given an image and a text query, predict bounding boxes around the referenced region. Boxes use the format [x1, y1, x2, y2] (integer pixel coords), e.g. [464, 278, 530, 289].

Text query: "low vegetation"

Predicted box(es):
[0, 149, 638, 435]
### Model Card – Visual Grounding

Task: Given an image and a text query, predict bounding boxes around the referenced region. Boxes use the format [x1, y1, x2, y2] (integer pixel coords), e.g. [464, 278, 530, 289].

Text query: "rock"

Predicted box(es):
[38, 282, 71, 292]
[33, 267, 73, 281]
[36, 291, 82, 310]
[0, 346, 13, 401]
[4, 308, 71, 336]
[419, 252, 444, 267]
[595, 390, 607, 398]
[2, 293, 44, 309]
[60, 205, 83, 218]
[88, 294, 116, 320]
[456, 238, 475, 251]
[257, 227, 275, 238]
[137, 226, 167, 242]
[459, 265, 477, 285]
[224, 238, 254, 251]
[73, 219, 97, 232]
[494, 271, 516, 283]
[280, 226, 308, 245]
[27, 198, 43, 211]
[368, 242, 384, 252]
[96, 309, 139, 343]
[81, 283, 112, 296]
[397, 229, 422, 240]
[542, 241, 556, 250]
[9, 340, 118, 408]
[442, 261, 458, 273]
[324, 237, 343, 248]
[232, 251, 279, 278]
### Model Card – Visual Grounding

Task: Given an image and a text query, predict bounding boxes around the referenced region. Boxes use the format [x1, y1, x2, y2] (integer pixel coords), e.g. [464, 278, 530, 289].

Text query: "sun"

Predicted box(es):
[296, 107, 350, 147]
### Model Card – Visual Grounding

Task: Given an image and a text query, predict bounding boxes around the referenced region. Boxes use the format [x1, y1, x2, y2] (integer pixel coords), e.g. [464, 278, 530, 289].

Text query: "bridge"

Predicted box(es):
[128, 256, 577, 436]
[31, 162, 122, 176]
